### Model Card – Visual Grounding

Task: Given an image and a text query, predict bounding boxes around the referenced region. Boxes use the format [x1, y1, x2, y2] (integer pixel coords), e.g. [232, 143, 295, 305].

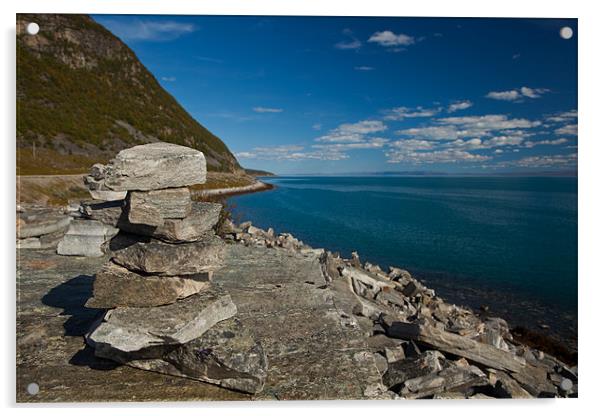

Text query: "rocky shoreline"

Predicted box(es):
[220, 220, 578, 398]
[16, 143, 578, 400]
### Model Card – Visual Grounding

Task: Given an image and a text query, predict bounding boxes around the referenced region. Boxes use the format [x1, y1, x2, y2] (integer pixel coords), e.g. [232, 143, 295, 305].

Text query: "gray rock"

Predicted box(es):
[80, 199, 125, 226]
[111, 235, 226, 276]
[17, 213, 72, 239]
[89, 189, 127, 201]
[384, 346, 406, 363]
[87, 286, 237, 354]
[17, 228, 66, 249]
[388, 267, 412, 282]
[399, 364, 488, 399]
[57, 219, 119, 257]
[85, 261, 211, 308]
[373, 353, 389, 376]
[383, 350, 445, 391]
[119, 202, 222, 243]
[489, 370, 532, 398]
[101, 143, 207, 191]
[162, 318, 267, 394]
[384, 320, 527, 373]
[127, 187, 192, 226]
[401, 281, 420, 297]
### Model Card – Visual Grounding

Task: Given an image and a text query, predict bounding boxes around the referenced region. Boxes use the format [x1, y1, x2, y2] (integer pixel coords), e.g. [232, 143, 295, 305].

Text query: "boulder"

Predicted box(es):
[56, 219, 118, 257]
[87, 286, 237, 354]
[99, 143, 207, 191]
[127, 187, 192, 226]
[119, 202, 222, 243]
[111, 235, 226, 276]
[101, 318, 268, 394]
[85, 262, 211, 308]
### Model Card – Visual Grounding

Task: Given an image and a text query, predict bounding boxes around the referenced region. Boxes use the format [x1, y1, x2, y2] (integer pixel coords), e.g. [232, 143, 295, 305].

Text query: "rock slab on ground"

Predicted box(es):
[123, 318, 268, 394]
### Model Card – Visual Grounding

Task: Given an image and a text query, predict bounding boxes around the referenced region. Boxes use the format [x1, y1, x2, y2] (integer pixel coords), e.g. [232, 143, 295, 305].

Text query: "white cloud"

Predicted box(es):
[253, 107, 283, 113]
[383, 106, 440, 121]
[96, 18, 197, 42]
[312, 123, 322, 131]
[368, 30, 415, 47]
[486, 90, 521, 101]
[438, 115, 541, 132]
[312, 138, 389, 151]
[555, 124, 578, 136]
[235, 145, 348, 161]
[547, 110, 577, 123]
[316, 120, 387, 143]
[494, 149, 504, 154]
[486, 86, 549, 101]
[161, 76, 176, 82]
[389, 139, 435, 151]
[447, 100, 473, 113]
[354, 66, 375, 71]
[386, 148, 491, 164]
[524, 138, 569, 148]
[335, 29, 362, 50]
[396, 125, 459, 141]
[501, 153, 577, 168]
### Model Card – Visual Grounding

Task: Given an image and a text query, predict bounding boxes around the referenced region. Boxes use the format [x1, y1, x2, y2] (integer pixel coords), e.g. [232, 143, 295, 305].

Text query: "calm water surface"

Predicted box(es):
[229, 176, 577, 342]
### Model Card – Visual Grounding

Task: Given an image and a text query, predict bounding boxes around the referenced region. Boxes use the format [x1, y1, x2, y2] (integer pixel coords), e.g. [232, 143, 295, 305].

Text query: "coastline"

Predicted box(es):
[191, 180, 274, 198]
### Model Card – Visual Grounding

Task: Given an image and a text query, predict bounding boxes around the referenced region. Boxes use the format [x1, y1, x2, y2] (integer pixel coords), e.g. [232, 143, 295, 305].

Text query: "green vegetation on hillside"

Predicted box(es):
[17, 14, 241, 175]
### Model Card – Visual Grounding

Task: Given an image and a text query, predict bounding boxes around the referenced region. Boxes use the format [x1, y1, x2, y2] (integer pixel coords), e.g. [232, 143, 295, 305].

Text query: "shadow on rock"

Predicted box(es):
[41, 274, 103, 336]
[69, 344, 121, 370]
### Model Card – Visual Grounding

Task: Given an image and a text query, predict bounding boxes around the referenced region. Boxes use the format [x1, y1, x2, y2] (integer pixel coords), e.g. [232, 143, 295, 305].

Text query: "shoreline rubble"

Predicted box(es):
[223, 219, 578, 398]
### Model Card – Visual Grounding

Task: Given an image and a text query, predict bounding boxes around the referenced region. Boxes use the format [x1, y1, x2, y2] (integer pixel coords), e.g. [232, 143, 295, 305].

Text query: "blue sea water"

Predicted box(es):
[229, 176, 577, 340]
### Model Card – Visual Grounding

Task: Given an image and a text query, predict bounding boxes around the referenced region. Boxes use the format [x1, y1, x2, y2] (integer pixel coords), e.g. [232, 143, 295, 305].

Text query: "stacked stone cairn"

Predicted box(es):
[78, 142, 267, 394]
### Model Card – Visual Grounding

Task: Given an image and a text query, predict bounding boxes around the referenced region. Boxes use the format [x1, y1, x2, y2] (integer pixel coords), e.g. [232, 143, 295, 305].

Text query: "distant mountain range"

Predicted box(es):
[17, 14, 242, 175]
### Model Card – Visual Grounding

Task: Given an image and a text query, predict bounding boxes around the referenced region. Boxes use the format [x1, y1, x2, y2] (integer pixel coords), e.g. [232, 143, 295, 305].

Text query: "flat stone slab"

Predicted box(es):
[100, 143, 207, 191]
[17, 210, 72, 239]
[85, 261, 211, 308]
[112, 235, 225, 275]
[127, 187, 192, 226]
[87, 285, 237, 354]
[120, 318, 268, 394]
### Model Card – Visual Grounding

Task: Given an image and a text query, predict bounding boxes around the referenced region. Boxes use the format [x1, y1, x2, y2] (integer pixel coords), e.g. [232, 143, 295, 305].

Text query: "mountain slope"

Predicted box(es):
[17, 14, 242, 175]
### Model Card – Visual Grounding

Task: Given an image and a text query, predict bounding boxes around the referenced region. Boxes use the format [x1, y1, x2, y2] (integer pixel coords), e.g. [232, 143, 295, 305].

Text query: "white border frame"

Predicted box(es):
[2, 1, 600, 415]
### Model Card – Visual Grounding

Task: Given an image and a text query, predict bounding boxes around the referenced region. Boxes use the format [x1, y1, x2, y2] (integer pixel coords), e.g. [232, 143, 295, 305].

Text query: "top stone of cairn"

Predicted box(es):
[99, 143, 207, 191]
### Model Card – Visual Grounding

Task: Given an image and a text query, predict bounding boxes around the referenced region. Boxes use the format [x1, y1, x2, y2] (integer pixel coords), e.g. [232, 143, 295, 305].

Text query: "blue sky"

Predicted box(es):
[93, 15, 577, 174]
